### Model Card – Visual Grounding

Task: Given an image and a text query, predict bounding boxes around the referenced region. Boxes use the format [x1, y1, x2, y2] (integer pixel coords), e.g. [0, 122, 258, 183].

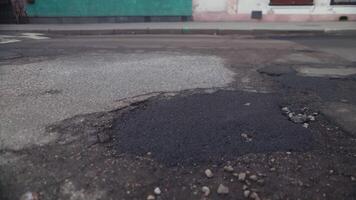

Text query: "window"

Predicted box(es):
[331, 0, 356, 5]
[270, 0, 314, 5]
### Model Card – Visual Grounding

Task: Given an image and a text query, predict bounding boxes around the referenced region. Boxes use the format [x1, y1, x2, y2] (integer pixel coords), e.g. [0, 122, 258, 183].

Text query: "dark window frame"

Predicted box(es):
[330, 0, 356, 5]
[269, 0, 314, 6]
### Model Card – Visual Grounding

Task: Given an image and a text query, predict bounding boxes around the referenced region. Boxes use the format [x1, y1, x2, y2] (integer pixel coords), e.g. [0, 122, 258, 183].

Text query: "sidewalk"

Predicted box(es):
[1, 21, 356, 35]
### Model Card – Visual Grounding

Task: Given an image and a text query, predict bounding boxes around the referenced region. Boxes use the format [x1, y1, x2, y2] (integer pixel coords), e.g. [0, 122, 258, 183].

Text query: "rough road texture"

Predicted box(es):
[0, 49, 234, 150]
[0, 34, 356, 200]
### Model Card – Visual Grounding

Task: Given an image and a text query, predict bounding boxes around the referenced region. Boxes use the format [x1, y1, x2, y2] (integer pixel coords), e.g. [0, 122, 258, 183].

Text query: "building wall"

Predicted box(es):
[193, 0, 356, 21]
[22, 0, 356, 22]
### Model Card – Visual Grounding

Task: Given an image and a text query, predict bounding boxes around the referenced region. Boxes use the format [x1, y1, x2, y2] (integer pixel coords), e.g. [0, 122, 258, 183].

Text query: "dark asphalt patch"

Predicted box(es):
[276, 74, 356, 104]
[113, 90, 313, 166]
[257, 64, 356, 104]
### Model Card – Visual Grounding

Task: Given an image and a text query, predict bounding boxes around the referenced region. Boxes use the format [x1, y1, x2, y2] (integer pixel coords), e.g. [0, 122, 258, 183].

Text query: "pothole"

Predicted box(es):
[112, 90, 313, 166]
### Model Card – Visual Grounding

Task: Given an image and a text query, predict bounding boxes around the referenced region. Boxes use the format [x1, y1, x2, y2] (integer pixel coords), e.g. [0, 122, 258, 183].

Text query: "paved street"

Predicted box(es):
[1, 33, 356, 200]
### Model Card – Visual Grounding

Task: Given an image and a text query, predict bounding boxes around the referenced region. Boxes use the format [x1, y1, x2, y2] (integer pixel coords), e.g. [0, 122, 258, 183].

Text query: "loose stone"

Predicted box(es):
[217, 184, 229, 194]
[205, 169, 214, 178]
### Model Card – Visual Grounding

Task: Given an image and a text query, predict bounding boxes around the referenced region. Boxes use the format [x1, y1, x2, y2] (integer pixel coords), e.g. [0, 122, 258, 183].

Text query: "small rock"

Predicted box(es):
[308, 115, 316, 121]
[288, 113, 294, 118]
[244, 102, 251, 106]
[351, 176, 356, 182]
[147, 195, 155, 200]
[244, 190, 251, 198]
[249, 175, 258, 181]
[286, 151, 292, 155]
[241, 133, 252, 142]
[217, 184, 229, 195]
[205, 169, 214, 178]
[20, 192, 39, 200]
[224, 165, 234, 172]
[281, 107, 290, 113]
[302, 123, 309, 128]
[257, 173, 265, 177]
[201, 186, 210, 196]
[290, 114, 308, 124]
[250, 192, 261, 200]
[243, 185, 248, 190]
[270, 167, 276, 172]
[154, 187, 161, 195]
[238, 172, 247, 181]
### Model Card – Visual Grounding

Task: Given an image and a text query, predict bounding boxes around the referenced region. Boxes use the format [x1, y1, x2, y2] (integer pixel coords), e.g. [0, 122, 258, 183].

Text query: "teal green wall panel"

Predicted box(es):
[26, 0, 192, 17]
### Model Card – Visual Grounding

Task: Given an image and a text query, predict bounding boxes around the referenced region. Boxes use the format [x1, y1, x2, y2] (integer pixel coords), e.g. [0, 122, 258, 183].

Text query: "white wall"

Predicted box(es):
[193, 0, 356, 19]
[193, 0, 228, 12]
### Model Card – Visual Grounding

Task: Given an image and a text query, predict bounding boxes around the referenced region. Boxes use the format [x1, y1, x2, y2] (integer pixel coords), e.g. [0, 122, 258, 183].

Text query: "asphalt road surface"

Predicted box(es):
[0, 33, 356, 200]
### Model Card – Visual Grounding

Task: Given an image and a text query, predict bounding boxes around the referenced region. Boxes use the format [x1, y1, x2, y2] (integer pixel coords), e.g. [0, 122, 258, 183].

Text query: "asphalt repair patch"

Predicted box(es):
[113, 90, 313, 166]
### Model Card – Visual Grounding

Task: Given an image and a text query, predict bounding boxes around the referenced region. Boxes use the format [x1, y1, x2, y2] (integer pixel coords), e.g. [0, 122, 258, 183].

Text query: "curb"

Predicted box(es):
[1, 28, 356, 36]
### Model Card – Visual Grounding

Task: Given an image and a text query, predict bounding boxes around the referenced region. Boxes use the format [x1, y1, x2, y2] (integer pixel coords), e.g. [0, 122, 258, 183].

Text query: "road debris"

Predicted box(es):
[244, 190, 251, 198]
[250, 192, 261, 200]
[249, 175, 258, 181]
[241, 133, 253, 142]
[201, 186, 211, 196]
[154, 187, 161, 195]
[290, 114, 308, 124]
[205, 169, 214, 178]
[224, 165, 234, 172]
[217, 184, 229, 194]
[238, 172, 247, 181]
[281, 106, 317, 128]
[147, 194, 155, 200]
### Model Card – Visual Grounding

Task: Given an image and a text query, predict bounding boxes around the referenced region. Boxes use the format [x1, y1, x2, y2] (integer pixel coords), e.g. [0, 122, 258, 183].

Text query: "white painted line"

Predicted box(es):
[0, 39, 21, 44]
[21, 33, 50, 40]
